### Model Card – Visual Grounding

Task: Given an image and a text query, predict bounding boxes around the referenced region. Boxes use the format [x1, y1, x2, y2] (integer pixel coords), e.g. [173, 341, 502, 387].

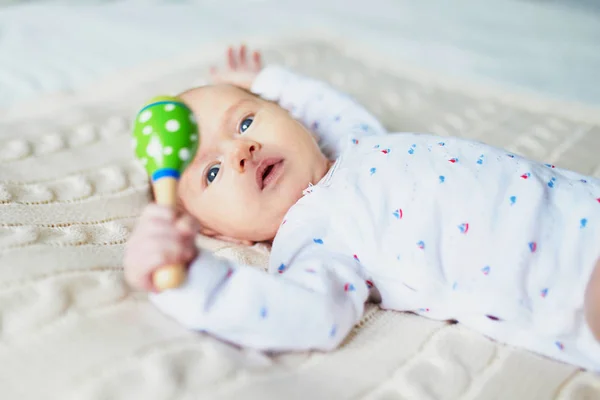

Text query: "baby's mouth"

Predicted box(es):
[256, 158, 284, 190]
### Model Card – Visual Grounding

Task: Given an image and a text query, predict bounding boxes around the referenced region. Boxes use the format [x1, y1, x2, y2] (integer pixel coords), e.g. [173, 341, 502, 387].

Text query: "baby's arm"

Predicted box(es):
[251, 66, 387, 158]
[149, 244, 368, 351]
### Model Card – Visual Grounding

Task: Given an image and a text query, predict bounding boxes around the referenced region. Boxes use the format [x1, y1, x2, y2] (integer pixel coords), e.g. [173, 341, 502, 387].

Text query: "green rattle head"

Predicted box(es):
[132, 95, 199, 182]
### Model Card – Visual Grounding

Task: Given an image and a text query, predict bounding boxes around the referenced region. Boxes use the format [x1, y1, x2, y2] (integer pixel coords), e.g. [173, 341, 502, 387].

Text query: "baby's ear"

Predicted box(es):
[199, 226, 254, 246]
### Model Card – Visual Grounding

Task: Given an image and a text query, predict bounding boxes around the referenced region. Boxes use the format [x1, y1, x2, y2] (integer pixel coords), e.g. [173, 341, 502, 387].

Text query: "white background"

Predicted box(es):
[0, 0, 599, 108]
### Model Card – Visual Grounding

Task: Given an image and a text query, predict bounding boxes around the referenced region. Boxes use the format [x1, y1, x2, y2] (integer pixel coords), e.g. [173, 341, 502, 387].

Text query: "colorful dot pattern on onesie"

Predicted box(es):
[449, 157, 459, 163]
[458, 223, 469, 234]
[481, 266, 491, 275]
[313, 238, 324, 244]
[510, 196, 517, 205]
[541, 288, 548, 298]
[439, 175, 445, 183]
[408, 144, 416, 155]
[581, 218, 588, 228]
[393, 209, 403, 219]
[344, 283, 356, 292]
[278, 263, 286, 274]
[381, 148, 391, 154]
[548, 177, 556, 188]
[370, 167, 377, 175]
[521, 172, 531, 179]
[417, 241, 425, 249]
[353, 254, 360, 262]
[477, 155, 484, 165]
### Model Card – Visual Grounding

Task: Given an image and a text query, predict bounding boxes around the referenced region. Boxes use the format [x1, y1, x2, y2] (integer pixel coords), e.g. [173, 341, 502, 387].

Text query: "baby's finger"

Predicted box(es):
[139, 220, 180, 238]
[175, 214, 200, 237]
[141, 204, 176, 223]
[227, 46, 237, 69]
[252, 51, 262, 70]
[239, 44, 247, 66]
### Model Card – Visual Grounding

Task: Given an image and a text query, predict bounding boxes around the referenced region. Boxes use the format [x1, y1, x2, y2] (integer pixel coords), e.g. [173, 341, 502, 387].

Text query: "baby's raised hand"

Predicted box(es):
[124, 204, 199, 292]
[209, 44, 263, 90]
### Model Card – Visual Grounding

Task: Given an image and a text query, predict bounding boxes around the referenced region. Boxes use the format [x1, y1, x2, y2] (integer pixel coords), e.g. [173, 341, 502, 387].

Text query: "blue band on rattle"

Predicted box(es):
[152, 168, 180, 182]
[139, 101, 185, 114]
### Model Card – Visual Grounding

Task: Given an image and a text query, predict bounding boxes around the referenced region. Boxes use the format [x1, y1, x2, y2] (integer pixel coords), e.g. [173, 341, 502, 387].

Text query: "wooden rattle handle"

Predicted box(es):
[152, 176, 187, 291]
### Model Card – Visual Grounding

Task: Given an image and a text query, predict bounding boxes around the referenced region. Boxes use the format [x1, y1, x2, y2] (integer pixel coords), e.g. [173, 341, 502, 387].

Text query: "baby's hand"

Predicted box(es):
[124, 204, 199, 292]
[209, 44, 263, 90]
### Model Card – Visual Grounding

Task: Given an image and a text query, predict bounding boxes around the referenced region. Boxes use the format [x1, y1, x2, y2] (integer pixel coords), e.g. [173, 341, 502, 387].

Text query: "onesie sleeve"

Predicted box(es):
[251, 65, 387, 158]
[148, 243, 369, 352]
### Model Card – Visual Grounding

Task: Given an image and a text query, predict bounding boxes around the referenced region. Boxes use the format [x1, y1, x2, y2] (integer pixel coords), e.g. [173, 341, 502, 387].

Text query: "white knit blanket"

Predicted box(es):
[1, 36, 599, 400]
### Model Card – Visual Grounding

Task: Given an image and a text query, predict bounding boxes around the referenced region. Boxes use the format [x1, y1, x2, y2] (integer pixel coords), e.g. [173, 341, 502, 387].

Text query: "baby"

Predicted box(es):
[125, 45, 600, 371]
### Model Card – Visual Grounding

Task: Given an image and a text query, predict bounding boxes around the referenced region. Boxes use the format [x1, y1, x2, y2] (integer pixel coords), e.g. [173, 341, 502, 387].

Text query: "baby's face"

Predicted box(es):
[178, 85, 330, 242]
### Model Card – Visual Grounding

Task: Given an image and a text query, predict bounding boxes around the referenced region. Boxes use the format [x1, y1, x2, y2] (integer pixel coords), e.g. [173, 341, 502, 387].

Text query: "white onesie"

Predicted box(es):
[150, 66, 600, 371]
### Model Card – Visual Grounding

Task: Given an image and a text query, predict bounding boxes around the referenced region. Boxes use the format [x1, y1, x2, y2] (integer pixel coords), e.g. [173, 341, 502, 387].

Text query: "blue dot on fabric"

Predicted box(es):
[581, 218, 588, 228]
[510, 196, 517, 205]
[313, 238, 324, 244]
[278, 263, 286, 273]
[370, 167, 376, 175]
[330, 325, 337, 337]
[260, 307, 268, 318]
[439, 176, 445, 183]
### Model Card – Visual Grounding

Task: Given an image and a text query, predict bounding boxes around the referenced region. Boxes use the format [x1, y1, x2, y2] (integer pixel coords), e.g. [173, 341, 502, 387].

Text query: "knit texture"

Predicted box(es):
[1, 36, 599, 400]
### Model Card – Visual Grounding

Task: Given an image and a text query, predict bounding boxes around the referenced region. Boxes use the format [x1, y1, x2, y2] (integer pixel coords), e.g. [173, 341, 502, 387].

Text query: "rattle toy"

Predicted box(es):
[132, 95, 199, 291]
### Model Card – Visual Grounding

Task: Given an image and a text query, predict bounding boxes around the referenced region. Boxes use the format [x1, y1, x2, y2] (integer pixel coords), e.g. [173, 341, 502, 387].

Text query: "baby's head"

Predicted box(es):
[177, 84, 331, 243]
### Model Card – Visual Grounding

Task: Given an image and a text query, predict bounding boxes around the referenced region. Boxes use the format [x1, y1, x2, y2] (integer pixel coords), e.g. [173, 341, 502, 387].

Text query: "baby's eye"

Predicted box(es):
[239, 116, 254, 133]
[206, 164, 221, 184]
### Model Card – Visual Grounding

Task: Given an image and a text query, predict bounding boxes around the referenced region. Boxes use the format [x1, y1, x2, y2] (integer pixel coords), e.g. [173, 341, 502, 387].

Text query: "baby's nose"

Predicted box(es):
[225, 139, 260, 173]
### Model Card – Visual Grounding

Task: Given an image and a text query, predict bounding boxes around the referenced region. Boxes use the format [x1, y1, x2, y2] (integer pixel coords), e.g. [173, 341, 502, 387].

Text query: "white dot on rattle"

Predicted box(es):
[166, 119, 180, 132]
[139, 110, 152, 123]
[163, 146, 173, 155]
[146, 136, 163, 158]
[189, 114, 197, 123]
[190, 134, 198, 141]
[142, 126, 152, 135]
[165, 104, 175, 111]
[179, 148, 190, 161]
[131, 138, 137, 149]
